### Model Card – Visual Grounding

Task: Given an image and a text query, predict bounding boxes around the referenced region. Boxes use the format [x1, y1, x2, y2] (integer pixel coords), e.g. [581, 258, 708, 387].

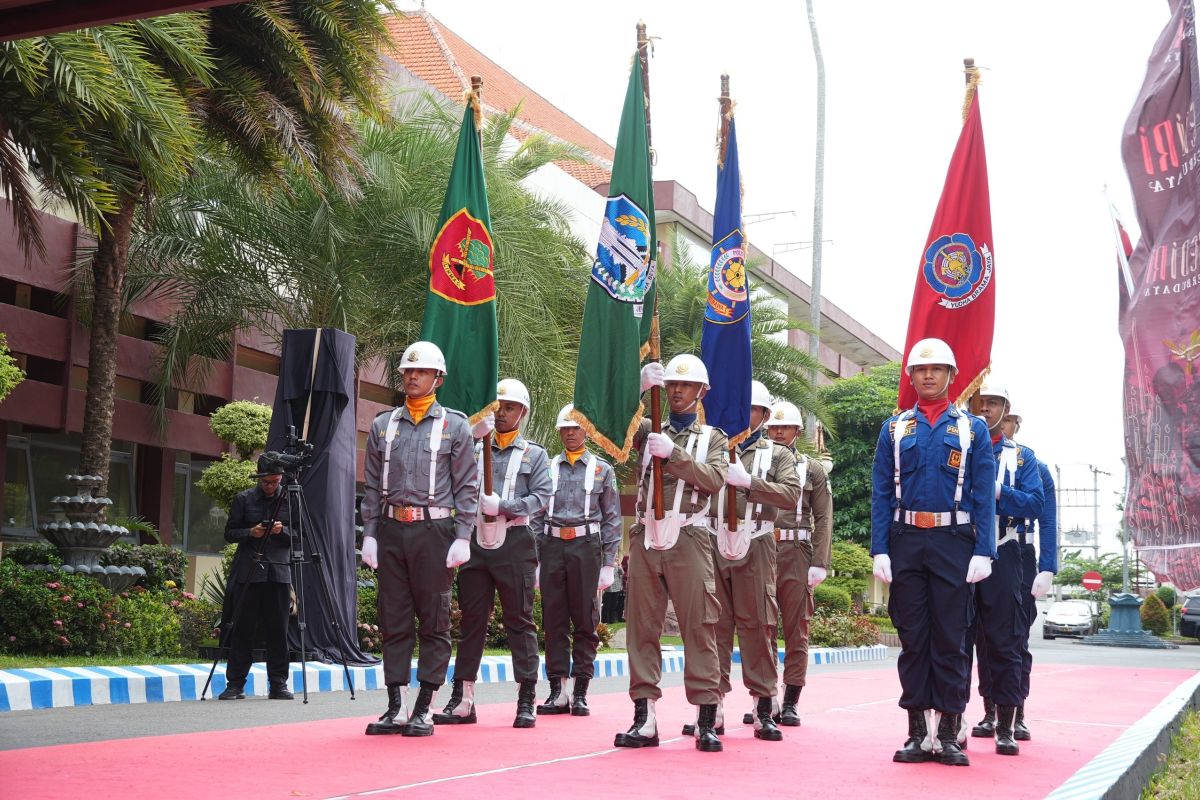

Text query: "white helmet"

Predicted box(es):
[556, 403, 581, 429]
[496, 378, 531, 410]
[663, 354, 710, 388]
[906, 337, 957, 372]
[400, 341, 447, 375]
[750, 380, 773, 410]
[1005, 405, 1023, 425]
[978, 379, 1010, 405]
[766, 401, 805, 429]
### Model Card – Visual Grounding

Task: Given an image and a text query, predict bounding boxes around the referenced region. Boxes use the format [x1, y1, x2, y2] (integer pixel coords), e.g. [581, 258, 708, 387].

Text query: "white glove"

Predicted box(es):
[534, 565, 540, 590]
[361, 537, 379, 570]
[966, 555, 993, 583]
[725, 460, 752, 488]
[819, 457, 834, 474]
[1031, 571, 1054, 600]
[995, 483, 1002, 501]
[481, 492, 501, 516]
[446, 538, 471, 568]
[640, 361, 665, 391]
[472, 413, 495, 439]
[873, 554, 892, 584]
[598, 565, 615, 592]
[808, 566, 827, 588]
[646, 432, 675, 459]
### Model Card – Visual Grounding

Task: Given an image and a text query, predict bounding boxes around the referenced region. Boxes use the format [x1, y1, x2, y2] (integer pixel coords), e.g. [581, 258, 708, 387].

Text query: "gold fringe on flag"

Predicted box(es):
[954, 361, 990, 410]
[463, 87, 483, 131]
[961, 62, 981, 124]
[467, 399, 500, 426]
[569, 404, 644, 464]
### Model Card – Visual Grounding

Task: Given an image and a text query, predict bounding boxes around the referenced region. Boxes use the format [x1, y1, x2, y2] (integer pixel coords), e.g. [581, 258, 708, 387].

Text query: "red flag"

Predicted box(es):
[898, 84, 995, 410]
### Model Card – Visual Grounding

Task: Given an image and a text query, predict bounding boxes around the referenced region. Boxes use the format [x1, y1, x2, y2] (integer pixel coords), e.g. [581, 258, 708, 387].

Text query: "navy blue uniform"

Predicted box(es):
[871, 405, 996, 714]
[1020, 461, 1057, 698]
[970, 438, 1044, 707]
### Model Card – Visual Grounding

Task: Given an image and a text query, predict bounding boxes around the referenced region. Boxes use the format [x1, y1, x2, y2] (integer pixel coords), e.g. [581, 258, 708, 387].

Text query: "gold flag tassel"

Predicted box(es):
[570, 404, 644, 464]
[465, 76, 484, 131]
[961, 58, 982, 123]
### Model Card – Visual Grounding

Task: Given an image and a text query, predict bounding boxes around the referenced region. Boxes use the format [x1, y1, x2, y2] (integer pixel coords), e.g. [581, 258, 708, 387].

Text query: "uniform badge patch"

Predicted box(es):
[948, 449, 962, 468]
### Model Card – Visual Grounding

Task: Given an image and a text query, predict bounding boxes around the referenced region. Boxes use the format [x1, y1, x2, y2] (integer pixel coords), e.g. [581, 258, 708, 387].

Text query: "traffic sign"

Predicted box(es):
[1082, 571, 1103, 591]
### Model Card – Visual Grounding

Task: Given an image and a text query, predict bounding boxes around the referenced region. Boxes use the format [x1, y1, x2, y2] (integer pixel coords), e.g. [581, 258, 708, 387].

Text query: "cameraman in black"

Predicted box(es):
[219, 454, 294, 700]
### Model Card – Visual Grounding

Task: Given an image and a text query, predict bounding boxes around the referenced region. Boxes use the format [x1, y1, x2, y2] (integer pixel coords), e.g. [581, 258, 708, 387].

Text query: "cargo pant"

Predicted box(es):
[713, 532, 779, 698]
[377, 516, 456, 687]
[968, 539, 1026, 707]
[776, 536, 815, 687]
[454, 525, 540, 682]
[1019, 543, 1037, 699]
[540, 532, 603, 679]
[626, 525, 722, 706]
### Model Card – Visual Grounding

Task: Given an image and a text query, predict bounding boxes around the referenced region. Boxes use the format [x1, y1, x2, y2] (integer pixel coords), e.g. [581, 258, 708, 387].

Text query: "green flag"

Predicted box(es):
[420, 97, 498, 423]
[571, 54, 656, 462]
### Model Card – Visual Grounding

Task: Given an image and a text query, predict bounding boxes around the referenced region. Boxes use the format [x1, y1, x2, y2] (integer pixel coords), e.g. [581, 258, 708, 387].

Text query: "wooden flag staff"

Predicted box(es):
[471, 73, 496, 521]
[638, 21, 665, 521]
[718, 74, 740, 532]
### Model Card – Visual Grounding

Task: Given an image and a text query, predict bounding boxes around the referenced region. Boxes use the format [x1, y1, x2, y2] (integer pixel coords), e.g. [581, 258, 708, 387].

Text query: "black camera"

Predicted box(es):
[260, 426, 315, 476]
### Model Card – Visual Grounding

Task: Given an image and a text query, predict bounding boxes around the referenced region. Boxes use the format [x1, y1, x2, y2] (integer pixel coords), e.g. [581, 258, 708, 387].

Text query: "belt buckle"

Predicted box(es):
[560, 527, 577, 540]
[396, 506, 417, 523]
[774, 530, 782, 542]
[914, 511, 937, 529]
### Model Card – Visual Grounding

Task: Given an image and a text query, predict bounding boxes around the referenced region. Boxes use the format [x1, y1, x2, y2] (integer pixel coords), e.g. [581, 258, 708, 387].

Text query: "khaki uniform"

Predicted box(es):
[775, 455, 832, 687]
[361, 402, 478, 688]
[627, 417, 728, 706]
[531, 452, 622, 679]
[710, 435, 801, 699]
[454, 434, 552, 683]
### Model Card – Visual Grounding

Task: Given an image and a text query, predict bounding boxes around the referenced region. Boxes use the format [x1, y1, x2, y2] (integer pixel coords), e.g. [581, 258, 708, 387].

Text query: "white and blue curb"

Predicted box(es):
[0, 645, 888, 712]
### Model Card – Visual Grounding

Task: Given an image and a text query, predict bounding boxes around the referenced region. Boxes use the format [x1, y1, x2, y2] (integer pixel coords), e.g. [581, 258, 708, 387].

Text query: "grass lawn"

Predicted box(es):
[1141, 710, 1200, 799]
[0, 654, 189, 669]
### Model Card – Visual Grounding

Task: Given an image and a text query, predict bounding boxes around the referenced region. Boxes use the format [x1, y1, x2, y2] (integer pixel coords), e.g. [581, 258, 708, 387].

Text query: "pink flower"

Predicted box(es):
[76, 602, 84, 608]
[7, 636, 15, 642]
[53, 620, 63, 627]
[99, 624, 106, 631]
[60, 595, 72, 602]
[45, 582, 60, 589]
[170, 600, 181, 608]
[123, 622, 132, 628]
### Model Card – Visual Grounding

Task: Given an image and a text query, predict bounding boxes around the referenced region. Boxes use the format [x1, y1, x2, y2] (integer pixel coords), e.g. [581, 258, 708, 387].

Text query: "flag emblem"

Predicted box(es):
[922, 232, 993, 309]
[708, 231, 748, 320]
[592, 194, 652, 304]
[430, 209, 495, 306]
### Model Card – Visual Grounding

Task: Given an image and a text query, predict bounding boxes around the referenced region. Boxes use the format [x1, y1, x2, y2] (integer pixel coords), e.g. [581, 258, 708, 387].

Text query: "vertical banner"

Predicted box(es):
[898, 75, 996, 410]
[420, 95, 498, 423]
[700, 114, 752, 444]
[572, 53, 655, 461]
[1120, 0, 1200, 591]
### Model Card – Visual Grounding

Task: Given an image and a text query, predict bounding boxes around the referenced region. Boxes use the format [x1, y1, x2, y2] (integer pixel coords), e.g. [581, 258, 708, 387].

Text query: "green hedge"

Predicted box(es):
[814, 583, 852, 613]
[809, 608, 882, 647]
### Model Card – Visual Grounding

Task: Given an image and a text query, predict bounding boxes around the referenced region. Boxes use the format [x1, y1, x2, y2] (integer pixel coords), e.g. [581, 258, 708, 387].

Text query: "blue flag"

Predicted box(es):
[700, 116, 752, 444]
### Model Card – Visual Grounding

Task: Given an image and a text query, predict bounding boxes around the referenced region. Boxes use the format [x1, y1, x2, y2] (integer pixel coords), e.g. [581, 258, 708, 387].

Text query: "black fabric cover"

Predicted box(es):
[267, 328, 376, 665]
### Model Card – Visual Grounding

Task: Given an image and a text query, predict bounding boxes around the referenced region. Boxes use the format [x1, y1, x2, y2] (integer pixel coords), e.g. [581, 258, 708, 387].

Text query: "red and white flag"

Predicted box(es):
[898, 79, 995, 410]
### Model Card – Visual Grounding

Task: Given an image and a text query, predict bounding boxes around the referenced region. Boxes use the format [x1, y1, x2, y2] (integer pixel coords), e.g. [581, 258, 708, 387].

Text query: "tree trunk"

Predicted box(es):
[79, 190, 138, 500]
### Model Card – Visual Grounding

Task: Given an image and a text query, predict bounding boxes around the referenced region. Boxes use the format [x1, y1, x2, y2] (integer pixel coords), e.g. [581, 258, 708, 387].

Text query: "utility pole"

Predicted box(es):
[1056, 463, 1108, 560]
[804, 0, 825, 440]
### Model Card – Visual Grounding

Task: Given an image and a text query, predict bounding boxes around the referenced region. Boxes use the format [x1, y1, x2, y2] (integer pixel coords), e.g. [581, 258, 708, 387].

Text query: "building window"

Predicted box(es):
[4, 438, 33, 533]
[173, 455, 229, 554]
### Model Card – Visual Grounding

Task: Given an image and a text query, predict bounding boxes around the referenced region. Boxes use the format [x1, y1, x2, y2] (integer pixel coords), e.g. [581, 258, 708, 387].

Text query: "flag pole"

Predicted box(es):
[472, 73, 496, 519]
[718, 73, 739, 532]
[961, 57, 985, 417]
[638, 21, 665, 520]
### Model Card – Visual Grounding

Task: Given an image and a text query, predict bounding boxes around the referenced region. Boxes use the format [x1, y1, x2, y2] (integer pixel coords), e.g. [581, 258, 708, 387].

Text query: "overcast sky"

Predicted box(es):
[409, 0, 1171, 555]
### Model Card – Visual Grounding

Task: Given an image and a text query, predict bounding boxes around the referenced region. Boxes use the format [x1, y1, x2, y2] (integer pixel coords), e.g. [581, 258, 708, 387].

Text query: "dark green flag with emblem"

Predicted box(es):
[571, 54, 656, 462]
[420, 93, 498, 423]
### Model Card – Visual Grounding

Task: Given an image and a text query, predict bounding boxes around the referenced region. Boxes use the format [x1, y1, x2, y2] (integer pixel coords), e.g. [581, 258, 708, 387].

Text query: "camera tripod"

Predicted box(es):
[200, 472, 357, 704]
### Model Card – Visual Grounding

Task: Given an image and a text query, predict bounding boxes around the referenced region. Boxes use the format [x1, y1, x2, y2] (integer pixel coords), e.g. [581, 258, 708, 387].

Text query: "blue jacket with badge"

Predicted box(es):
[870, 405, 997, 559]
[993, 437, 1044, 523]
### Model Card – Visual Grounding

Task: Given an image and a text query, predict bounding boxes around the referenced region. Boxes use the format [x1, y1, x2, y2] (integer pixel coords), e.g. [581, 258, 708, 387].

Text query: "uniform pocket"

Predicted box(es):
[763, 582, 780, 626]
[434, 589, 452, 634]
[703, 578, 721, 625]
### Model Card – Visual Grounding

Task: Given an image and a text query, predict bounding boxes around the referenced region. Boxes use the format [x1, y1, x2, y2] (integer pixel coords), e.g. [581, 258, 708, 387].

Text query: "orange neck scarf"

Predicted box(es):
[495, 428, 520, 450]
[406, 393, 435, 424]
[565, 447, 587, 465]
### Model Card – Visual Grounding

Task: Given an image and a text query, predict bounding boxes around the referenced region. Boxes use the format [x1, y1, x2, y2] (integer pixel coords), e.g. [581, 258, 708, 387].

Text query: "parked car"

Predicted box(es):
[1180, 595, 1200, 639]
[1043, 600, 1099, 639]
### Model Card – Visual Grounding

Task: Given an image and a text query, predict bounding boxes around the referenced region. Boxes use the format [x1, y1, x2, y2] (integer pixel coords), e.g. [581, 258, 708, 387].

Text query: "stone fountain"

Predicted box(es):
[34, 474, 144, 592]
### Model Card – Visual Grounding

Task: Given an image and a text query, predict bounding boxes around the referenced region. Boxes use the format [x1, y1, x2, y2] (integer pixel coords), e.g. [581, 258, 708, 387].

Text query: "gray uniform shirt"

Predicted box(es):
[531, 452, 623, 566]
[361, 402, 479, 541]
[632, 417, 729, 519]
[478, 433, 553, 522]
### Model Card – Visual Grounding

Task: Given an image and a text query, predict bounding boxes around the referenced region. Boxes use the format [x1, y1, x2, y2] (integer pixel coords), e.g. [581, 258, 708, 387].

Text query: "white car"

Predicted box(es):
[1043, 600, 1098, 639]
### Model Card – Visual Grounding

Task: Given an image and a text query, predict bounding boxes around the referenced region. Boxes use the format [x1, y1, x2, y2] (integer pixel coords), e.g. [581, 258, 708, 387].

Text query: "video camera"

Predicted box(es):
[259, 426, 315, 477]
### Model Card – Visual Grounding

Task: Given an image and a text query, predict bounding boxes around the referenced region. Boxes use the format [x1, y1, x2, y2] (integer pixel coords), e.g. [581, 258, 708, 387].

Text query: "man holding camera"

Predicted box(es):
[220, 456, 294, 700]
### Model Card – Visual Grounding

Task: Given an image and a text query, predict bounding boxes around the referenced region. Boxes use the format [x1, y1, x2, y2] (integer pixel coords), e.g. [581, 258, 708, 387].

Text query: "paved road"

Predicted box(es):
[3, 606, 1196, 752]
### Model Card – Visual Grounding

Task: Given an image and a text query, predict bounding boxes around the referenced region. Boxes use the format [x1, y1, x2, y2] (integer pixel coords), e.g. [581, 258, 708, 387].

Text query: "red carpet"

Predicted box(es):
[5, 665, 1193, 800]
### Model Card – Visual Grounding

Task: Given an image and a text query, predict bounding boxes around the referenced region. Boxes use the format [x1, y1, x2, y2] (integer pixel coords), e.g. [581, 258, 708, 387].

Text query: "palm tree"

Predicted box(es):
[656, 230, 831, 427]
[128, 94, 591, 448]
[0, 2, 396, 496]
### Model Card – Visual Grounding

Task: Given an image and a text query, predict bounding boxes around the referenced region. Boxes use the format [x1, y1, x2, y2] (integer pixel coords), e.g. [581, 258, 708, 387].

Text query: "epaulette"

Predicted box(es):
[443, 408, 468, 419]
[373, 408, 395, 423]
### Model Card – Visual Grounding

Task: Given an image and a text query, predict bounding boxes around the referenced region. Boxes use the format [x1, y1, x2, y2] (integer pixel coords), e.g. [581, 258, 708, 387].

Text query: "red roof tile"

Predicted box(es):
[381, 11, 613, 187]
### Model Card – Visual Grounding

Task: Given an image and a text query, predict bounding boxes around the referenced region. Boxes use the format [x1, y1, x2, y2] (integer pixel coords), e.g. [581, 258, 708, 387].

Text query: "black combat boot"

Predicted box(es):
[571, 676, 590, 716]
[217, 683, 245, 700]
[432, 679, 477, 725]
[994, 705, 1019, 756]
[753, 696, 783, 741]
[893, 708, 929, 763]
[695, 703, 723, 752]
[1014, 705, 1031, 741]
[682, 700, 725, 736]
[777, 684, 802, 726]
[365, 684, 408, 735]
[401, 683, 436, 737]
[268, 683, 294, 700]
[537, 677, 570, 715]
[936, 712, 970, 766]
[513, 679, 538, 728]
[971, 696, 996, 738]
[614, 698, 659, 748]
